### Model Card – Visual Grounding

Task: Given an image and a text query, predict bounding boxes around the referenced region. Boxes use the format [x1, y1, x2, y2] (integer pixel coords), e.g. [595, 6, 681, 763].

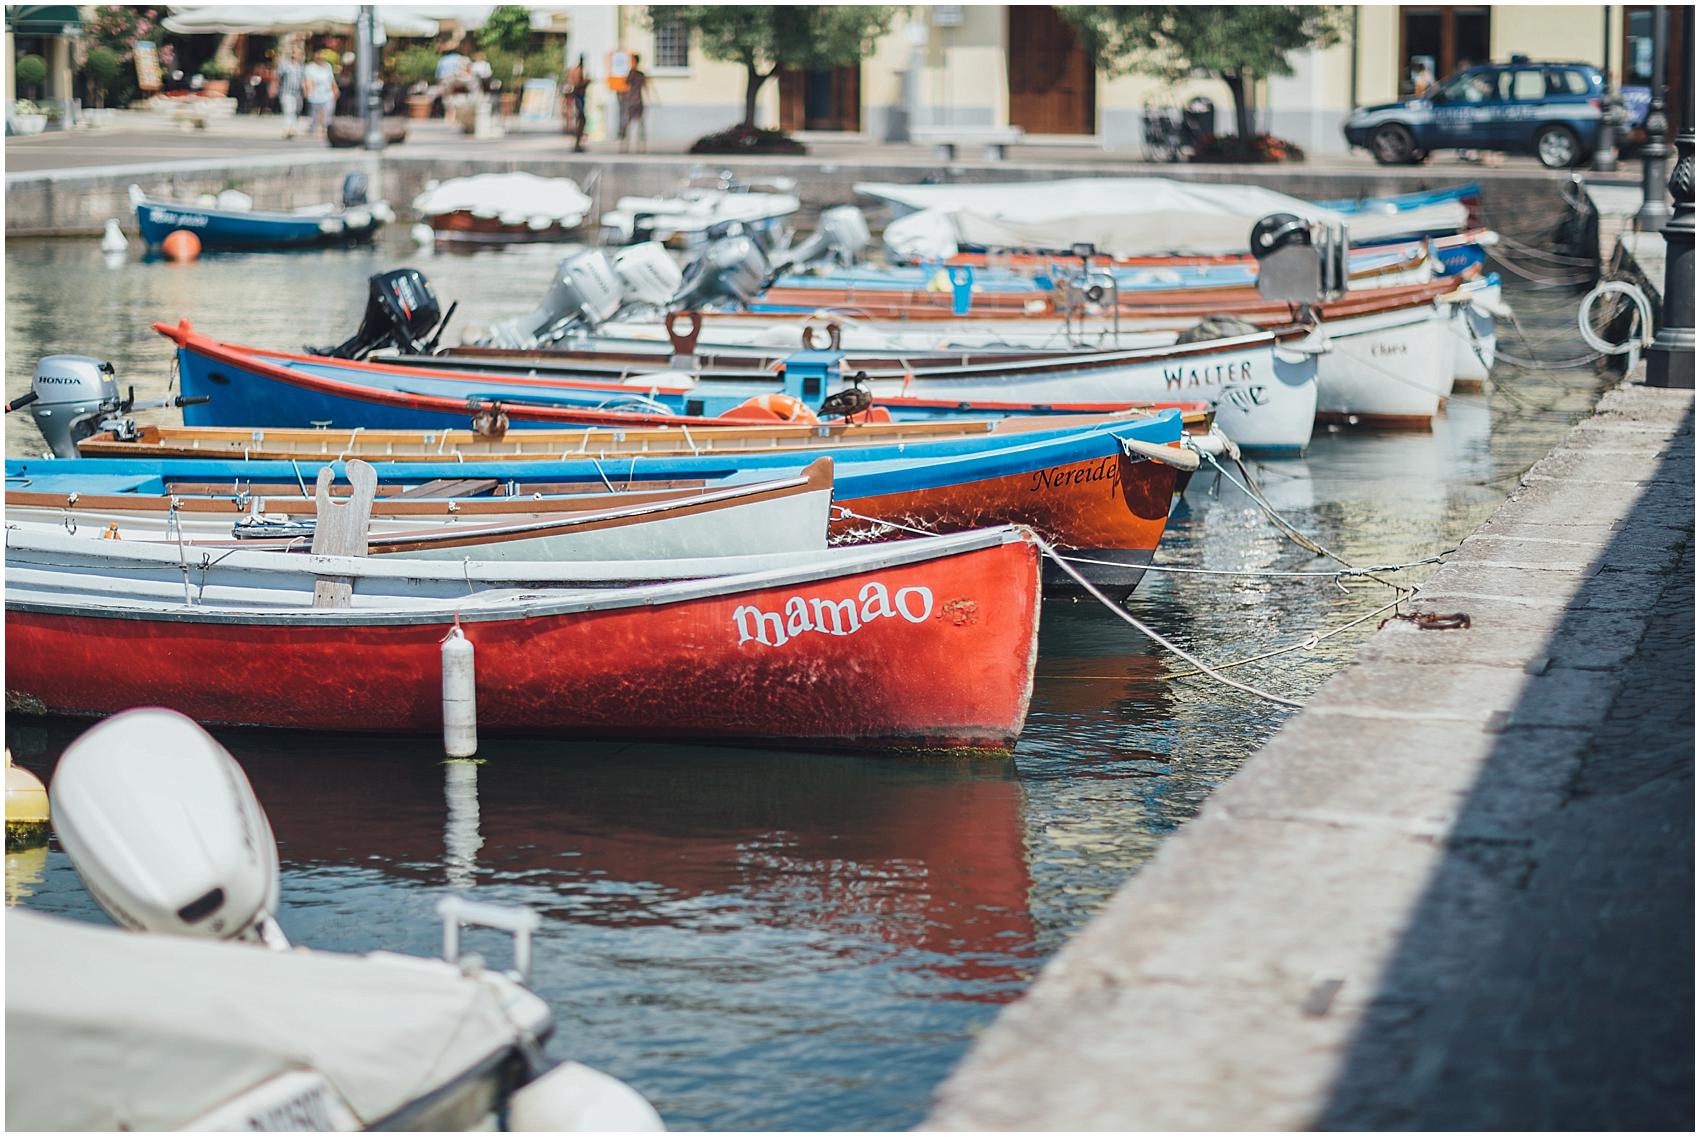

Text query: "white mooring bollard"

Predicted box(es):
[441, 624, 478, 758]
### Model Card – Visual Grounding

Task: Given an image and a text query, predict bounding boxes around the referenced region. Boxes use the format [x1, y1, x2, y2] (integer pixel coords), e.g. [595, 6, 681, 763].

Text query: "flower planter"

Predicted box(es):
[406, 94, 435, 120]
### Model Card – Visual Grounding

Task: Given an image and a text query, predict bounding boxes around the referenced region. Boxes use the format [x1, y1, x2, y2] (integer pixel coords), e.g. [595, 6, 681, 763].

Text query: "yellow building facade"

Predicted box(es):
[563, 5, 1680, 154]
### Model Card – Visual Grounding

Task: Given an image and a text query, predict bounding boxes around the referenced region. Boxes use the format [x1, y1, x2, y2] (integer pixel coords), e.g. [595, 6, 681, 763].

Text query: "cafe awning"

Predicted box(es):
[4, 6, 82, 35]
[160, 6, 440, 37]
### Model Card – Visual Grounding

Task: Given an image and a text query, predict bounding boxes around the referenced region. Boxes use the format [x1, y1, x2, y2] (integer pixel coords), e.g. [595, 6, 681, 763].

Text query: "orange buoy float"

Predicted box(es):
[720, 394, 819, 424]
[161, 229, 202, 262]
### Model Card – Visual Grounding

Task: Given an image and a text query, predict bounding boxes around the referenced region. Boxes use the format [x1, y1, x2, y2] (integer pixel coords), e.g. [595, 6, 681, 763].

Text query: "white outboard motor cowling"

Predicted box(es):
[612, 242, 684, 309]
[482, 249, 624, 349]
[49, 708, 288, 949]
[21, 354, 121, 459]
[670, 233, 770, 311]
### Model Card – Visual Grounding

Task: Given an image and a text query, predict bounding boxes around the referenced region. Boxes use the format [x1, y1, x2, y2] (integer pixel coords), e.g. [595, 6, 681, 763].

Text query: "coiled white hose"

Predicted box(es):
[1579, 280, 1655, 371]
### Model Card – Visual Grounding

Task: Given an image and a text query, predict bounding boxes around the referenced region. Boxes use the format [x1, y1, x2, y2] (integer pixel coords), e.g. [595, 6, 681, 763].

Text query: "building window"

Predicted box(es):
[652, 20, 690, 70]
[1399, 6, 1491, 93]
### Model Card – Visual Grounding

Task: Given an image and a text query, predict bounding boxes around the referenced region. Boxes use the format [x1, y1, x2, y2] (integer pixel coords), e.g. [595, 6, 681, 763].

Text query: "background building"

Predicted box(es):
[561, 4, 1690, 153]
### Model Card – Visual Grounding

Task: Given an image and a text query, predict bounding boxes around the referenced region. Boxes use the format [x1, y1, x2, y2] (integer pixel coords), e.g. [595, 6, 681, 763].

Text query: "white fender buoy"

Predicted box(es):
[442, 625, 477, 758]
[100, 219, 128, 253]
[410, 223, 435, 246]
[5, 750, 50, 850]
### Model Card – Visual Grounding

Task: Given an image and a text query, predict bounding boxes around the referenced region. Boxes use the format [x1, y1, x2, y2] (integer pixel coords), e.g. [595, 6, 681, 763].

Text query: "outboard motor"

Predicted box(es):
[612, 242, 684, 310]
[341, 171, 370, 208]
[49, 708, 289, 950]
[481, 248, 626, 350]
[7, 355, 120, 458]
[6, 354, 212, 457]
[771, 205, 870, 274]
[311, 267, 450, 359]
[1251, 212, 1346, 306]
[670, 232, 771, 311]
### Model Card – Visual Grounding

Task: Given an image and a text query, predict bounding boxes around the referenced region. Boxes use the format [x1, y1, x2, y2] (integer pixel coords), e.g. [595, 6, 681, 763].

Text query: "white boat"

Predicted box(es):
[855, 177, 1470, 259]
[5, 461, 833, 563]
[413, 172, 593, 244]
[7, 707, 663, 1131]
[601, 175, 800, 246]
[8, 908, 661, 1131]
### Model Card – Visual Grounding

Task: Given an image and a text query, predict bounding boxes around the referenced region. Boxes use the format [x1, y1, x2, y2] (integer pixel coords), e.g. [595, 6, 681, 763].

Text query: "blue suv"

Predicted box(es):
[1344, 58, 1606, 168]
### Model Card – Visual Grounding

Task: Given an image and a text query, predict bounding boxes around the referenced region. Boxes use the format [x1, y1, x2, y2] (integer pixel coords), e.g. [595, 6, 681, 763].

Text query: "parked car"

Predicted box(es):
[1344, 57, 1606, 168]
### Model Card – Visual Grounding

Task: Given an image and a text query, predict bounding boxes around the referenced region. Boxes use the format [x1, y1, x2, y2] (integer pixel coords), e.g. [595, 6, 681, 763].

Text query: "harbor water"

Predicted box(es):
[4, 232, 1611, 1130]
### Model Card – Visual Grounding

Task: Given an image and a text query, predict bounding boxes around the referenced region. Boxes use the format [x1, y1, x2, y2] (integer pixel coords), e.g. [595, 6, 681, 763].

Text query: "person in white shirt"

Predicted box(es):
[303, 52, 336, 138]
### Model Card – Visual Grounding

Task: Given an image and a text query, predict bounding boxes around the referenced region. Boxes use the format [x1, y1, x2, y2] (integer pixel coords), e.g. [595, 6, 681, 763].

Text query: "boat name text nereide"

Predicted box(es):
[1029, 455, 1121, 495]
[734, 582, 935, 647]
[1163, 360, 1253, 390]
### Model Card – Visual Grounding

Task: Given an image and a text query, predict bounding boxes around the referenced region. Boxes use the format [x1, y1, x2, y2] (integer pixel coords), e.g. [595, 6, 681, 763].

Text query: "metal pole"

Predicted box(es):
[1646, 128, 1694, 387]
[1593, 7, 1617, 171]
[360, 5, 384, 151]
[1635, 5, 1671, 229]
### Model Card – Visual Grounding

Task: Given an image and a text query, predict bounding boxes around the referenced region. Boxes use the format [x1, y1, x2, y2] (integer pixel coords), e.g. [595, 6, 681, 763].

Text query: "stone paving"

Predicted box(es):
[925, 378, 1694, 1130]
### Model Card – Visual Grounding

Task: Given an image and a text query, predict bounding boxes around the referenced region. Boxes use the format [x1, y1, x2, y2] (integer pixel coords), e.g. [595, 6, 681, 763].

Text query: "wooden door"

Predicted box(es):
[779, 65, 861, 132]
[1006, 6, 1095, 134]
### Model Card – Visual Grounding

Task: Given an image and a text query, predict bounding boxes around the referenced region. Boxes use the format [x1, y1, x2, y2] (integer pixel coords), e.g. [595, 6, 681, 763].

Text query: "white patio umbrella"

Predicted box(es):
[161, 6, 440, 37]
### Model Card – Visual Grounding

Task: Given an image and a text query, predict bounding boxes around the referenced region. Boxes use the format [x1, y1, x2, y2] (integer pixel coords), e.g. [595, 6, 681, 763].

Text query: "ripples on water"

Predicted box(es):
[5, 234, 1610, 1129]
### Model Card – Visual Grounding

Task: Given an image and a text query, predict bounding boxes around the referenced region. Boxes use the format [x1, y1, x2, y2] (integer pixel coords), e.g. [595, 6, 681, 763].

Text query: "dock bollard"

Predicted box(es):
[442, 625, 478, 758]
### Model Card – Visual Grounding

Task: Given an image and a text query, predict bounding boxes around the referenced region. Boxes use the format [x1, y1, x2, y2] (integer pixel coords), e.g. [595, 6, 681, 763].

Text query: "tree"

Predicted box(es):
[85, 46, 122, 107]
[645, 5, 896, 130]
[479, 5, 535, 56]
[1059, 6, 1345, 141]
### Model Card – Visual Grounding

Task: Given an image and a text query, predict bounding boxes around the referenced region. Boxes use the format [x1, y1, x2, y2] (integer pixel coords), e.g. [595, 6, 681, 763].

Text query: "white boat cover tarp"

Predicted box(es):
[6, 909, 527, 1130]
[856, 178, 1469, 258]
[413, 172, 592, 227]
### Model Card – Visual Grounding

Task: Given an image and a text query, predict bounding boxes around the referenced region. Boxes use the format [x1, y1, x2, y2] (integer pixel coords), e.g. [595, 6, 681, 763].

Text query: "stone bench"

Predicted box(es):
[911, 125, 1025, 161]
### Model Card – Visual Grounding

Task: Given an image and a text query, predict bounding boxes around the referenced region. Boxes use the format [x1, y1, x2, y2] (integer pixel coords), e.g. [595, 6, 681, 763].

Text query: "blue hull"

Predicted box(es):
[134, 198, 383, 250]
[7, 412, 1182, 502]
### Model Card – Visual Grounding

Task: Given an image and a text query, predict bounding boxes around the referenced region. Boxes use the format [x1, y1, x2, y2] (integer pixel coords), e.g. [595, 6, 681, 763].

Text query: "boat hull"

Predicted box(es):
[1312, 305, 1453, 428]
[134, 199, 384, 250]
[6, 535, 1041, 753]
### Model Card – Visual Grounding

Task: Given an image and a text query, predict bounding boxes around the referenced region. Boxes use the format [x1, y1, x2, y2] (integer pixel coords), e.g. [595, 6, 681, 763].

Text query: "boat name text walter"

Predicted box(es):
[1162, 359, 1255, 390]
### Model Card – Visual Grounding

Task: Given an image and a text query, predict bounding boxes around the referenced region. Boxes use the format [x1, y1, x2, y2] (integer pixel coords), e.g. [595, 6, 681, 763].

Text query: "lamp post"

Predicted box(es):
[1594, 8, 1616, 172]
[359, 5, 384, 151]
[1646, 128, 1694, 388]
[1635, 5, 1671, 230]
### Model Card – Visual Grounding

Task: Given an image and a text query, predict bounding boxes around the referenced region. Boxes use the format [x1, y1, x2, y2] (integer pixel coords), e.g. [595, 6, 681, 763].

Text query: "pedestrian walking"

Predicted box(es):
[565, 54, 590, 152]
[276, 44, 304, 138]
[303, 50, 336, 138]
[618, 54, 647, 153]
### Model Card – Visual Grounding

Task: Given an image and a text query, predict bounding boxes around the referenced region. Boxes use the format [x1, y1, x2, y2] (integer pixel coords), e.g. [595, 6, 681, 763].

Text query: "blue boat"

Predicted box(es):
[6, 412, 1185, 597]
[129, 180, 392, 251]
[1313, 182, 1480, 214]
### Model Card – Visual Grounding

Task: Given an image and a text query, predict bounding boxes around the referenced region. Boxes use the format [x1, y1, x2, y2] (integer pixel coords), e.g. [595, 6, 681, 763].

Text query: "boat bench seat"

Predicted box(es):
[911, 126, 1025, 161]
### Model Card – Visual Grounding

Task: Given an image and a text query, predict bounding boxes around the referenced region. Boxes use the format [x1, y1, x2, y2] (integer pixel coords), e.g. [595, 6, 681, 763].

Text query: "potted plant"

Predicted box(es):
[83, 46, 122, 108]
[197, 56, 231, 97]
[14, 53, 47, 101]
[9, 98, 49, 136]
[392, 44, 438, 118]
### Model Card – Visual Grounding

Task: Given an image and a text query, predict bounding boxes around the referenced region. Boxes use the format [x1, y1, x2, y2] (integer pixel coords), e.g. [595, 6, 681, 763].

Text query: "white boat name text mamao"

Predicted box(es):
[734, 582, 934, 646]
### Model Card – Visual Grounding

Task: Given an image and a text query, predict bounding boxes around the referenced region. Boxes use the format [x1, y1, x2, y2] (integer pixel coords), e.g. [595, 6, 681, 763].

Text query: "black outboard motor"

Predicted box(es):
[311, 268, 452, 359]
[670, 233, 770, 311]
[341, 172, 370, 208]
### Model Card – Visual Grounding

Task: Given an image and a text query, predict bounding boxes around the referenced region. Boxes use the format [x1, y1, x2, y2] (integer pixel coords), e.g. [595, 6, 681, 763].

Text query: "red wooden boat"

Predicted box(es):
[6, 528, 1042, 753]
